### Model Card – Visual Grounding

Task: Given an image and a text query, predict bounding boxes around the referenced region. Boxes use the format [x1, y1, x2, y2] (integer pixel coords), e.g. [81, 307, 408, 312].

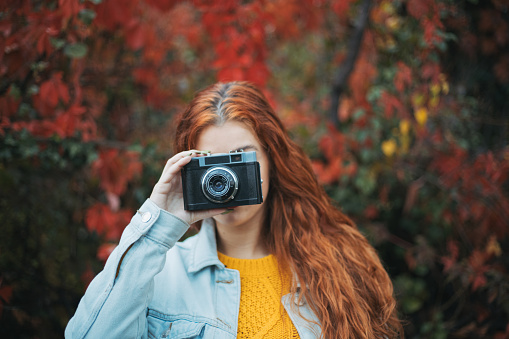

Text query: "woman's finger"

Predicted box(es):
[160, 150, 211, 178]
[161, 150, 199, 174]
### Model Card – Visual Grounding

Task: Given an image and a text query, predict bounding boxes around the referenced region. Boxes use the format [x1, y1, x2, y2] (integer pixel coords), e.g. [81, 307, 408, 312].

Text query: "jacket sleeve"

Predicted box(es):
[65, 199, 190, 339]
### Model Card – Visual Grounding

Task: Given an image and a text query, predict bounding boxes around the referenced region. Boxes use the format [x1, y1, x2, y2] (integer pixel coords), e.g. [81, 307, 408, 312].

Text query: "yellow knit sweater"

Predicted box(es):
[217, 252, 300, 339]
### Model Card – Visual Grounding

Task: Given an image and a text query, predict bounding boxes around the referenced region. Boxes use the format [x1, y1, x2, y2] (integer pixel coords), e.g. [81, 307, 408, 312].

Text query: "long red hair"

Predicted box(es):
[174, 82, 403, 338]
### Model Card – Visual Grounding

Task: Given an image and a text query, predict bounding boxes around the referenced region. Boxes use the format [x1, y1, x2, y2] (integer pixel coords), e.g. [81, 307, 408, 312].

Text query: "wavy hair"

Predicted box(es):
[174, 82, 403, 338]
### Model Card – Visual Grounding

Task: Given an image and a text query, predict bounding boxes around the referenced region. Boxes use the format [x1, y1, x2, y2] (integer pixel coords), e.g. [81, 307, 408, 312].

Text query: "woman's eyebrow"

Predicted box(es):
[233, 144, 258, 152]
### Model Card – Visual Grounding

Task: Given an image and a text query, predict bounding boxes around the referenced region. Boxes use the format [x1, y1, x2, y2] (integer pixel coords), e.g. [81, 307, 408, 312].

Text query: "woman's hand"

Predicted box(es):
[149, 150, 229, 224]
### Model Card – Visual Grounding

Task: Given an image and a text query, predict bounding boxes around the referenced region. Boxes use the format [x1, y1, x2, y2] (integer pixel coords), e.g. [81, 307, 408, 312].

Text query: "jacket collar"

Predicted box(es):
[188, 218, 225, 273]
[187, 219, 308, 289]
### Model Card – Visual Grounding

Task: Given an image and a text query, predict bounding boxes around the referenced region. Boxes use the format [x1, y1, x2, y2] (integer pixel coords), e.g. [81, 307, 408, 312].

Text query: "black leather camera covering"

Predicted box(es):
[181, 152, 263, 211]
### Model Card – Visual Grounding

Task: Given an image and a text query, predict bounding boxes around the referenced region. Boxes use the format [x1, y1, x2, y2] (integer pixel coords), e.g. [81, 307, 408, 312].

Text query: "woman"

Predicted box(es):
[66, 82, 403, 338]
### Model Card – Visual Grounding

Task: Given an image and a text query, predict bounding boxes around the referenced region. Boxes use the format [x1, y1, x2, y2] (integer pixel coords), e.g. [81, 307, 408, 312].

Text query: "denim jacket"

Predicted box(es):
[65, 199, 321, 338]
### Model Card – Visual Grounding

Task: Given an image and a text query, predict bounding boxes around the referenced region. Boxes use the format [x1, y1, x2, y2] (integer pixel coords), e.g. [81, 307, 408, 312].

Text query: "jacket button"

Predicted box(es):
[141, 211, 151, 222]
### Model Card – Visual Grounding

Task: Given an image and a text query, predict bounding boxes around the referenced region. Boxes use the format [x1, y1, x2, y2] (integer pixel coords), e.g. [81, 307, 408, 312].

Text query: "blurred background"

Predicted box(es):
[1, 0, 508, 338]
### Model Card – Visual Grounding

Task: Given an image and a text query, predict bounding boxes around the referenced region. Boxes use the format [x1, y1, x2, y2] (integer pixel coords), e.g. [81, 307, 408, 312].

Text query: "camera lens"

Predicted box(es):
[201, 167, 239, 204]
[212, 178, 225, 191]
[209, 175, 228, 194]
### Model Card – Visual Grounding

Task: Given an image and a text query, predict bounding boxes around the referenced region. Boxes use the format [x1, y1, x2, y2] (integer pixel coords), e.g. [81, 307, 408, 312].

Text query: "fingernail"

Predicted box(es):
[221, 209, 233, 215]
[198, 150, 211, 154]
[188, 152, 194, 156]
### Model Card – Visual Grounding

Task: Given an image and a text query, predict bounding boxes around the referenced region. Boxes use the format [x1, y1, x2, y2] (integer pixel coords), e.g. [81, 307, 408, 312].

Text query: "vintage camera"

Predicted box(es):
[181, 151, 263, 211]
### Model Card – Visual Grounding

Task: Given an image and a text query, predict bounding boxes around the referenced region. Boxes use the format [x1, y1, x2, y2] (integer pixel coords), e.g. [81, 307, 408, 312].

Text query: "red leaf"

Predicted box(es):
[349, 57, 377, 104]
[35, 72, 70, 117]
[97, 243, 117, 262]
[422, 18, 442, 46]
[394, 61, 412, 92]
[468, 250, 490, 291]
[441, 240, 459, 272]
[245, 62, 270, 86]
[144, 0, 179, 12]
[126, 22, 146, 51]
[407, 0, 431, 20]
[311, 157, 342, 184]
[0, 91, 20, 118]
[94, 0, 138, 31]
[85, 203, 132, 240]
[421, 62, 441, 81]
[217, 67, 246, 82]
[58, 0, 82, 20]
[54, 111, 79, 137]
[26, 119, 59, 138]
[133, 67, 158, 86]
[380, 91, 405, 118]
[92, 149, 143, 196]
[332, 0, 352, 20]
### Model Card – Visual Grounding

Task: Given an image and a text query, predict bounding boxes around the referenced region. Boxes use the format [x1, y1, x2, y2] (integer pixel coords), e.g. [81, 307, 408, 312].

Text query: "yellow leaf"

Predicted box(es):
[430, 83, 441, 96]
[381, 139, 397, 157]
[385, 36, 396, 50]
[486, 235, 502, 257]
[414, 107, 428, 126]
[400, 135, 410, 154]
[399, 119, 411, 135]
[412, 93, 425, 107]
[442, 81, 449, 94]
[439, 73, 449, 94]
[429, 96, 440, 107]
[386, 17, 401, 31]
[381, 1, 395, 14]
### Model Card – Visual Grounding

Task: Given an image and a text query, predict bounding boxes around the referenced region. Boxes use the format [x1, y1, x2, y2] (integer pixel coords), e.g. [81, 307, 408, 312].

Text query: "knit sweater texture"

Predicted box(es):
[217, 252, 300, 339]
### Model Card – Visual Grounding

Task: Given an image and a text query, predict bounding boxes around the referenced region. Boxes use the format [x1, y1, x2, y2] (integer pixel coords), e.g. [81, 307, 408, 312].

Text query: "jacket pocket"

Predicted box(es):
[148, 317, 206, 339]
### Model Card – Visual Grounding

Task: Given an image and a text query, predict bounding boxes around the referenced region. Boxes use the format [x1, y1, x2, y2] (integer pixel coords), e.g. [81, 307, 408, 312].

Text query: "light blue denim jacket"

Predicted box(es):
[65, 199, 321, 338]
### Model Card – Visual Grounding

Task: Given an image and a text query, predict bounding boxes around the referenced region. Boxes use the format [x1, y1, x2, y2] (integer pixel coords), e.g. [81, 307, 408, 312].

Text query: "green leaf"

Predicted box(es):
[8, 84, 21, 98]
[402, 296, 423, 313]
[64, 43, 88, 59]
[50, 37, 66, 50]
[27, 85, 39, 95]
[354, 167, 376, 196]
[30, 61, 49, 72]
[78, 9, 96, 25]
[366, 86, 382, 103]
[352, 109, 365, 121]
[128, 144, 144, 153]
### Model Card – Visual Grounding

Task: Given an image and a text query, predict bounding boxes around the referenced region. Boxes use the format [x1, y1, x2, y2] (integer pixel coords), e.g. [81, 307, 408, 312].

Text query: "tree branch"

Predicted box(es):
[329, 0, 372, 128]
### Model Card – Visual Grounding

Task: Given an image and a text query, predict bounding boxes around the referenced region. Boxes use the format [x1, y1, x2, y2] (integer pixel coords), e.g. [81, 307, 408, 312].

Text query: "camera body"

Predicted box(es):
[181, 151, 263, 211]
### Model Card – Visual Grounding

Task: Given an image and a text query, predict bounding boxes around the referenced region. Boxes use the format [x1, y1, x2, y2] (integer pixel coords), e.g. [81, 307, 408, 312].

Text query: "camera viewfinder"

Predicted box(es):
[230, 154, 242, 162]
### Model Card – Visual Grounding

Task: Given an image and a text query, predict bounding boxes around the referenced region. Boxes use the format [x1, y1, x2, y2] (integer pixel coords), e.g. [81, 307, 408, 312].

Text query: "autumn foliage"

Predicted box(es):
[1, 0, 508, 337]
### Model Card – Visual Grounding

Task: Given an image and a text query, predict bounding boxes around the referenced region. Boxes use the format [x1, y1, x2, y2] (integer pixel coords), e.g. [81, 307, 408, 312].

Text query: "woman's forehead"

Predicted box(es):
[196, 121, 261, 153]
